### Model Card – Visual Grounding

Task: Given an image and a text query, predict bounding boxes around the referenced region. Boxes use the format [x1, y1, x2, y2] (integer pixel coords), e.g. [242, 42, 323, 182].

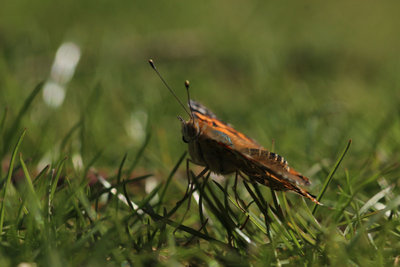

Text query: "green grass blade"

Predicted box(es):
[19, 153, 44, 227]
[282, 194, 304, 250]
[0, 129, 26, 235]
[142, 205, 224, 244]
[117, 153, 128, 185]
[3, 82, 43, 153]
[33, 165, 50, 185]
[19, 154, 37, 199]
[157, 151, 186, 210]
[213, 182, 268, 235]
[50, 157, 67, 203]
[122, 180, 136, 212]
[347, 196, 400, 251]
[312, 139, 352, 215]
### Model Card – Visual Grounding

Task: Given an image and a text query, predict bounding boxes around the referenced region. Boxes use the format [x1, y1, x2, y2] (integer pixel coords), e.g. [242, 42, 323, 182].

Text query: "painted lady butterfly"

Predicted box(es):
[149, 59, 320, 205]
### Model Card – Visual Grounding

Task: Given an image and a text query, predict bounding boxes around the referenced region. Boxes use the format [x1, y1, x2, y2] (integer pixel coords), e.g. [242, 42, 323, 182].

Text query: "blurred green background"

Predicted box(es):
[1, 0, 400, 189]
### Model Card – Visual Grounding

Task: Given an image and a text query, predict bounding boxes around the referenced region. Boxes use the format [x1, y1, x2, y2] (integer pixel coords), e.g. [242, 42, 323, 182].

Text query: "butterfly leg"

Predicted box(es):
[186, 158, 209, 181]
[173, 159, 207, 217]
[184, 159, 209, 212]
[196, 170, 211, 233]
[186, 159, 211, 211]
[174, 164, 210, 233]
[187, 167, 211, 234]
[184, 158, 194, 197]
[189, 167, 210, 214]
[171, 159, 194, 220]
[183, 159, 209, 200]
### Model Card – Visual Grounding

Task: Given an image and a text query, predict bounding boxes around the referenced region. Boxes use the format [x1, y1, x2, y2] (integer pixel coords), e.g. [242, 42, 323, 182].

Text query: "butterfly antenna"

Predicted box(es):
[184, 80, 195, 120]
[148, 59, 192, 118]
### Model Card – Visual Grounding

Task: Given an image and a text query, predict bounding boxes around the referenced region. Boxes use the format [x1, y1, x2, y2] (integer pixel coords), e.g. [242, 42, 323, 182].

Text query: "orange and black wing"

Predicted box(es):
[216, 140, 320, 205]
[190, 100, 261, 149]
[237, 149, 320, 204]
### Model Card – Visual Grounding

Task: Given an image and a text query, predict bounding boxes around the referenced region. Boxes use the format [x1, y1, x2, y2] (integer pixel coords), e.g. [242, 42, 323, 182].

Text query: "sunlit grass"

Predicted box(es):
[0, 85, 398, 265]
[1, 1, 400, 265]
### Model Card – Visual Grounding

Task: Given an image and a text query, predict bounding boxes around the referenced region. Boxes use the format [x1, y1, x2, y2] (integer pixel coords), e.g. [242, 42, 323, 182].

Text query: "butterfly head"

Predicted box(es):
[178, 114, 199, 143]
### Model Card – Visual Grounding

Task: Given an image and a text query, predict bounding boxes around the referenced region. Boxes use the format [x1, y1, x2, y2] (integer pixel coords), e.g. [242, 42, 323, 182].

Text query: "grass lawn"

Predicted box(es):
[1, 1, 400, 266]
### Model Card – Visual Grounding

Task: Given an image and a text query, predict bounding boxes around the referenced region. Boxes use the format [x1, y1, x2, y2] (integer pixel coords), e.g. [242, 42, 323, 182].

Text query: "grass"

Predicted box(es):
[1, 1, 400, 266]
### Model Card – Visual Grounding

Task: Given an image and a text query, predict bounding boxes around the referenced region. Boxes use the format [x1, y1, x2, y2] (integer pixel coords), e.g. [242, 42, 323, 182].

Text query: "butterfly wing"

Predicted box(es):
[188, 100, 320, 204]
[200, 137, 320, 204]
[190, 100, 219, 120]
[240, 148, 310, 186]
[234, 147, 320, 204]
[190, 100, 261, 149]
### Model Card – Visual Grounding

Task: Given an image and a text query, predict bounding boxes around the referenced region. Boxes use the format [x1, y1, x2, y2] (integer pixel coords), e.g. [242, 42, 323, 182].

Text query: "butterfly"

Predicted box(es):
[149, 59, 320, 205]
